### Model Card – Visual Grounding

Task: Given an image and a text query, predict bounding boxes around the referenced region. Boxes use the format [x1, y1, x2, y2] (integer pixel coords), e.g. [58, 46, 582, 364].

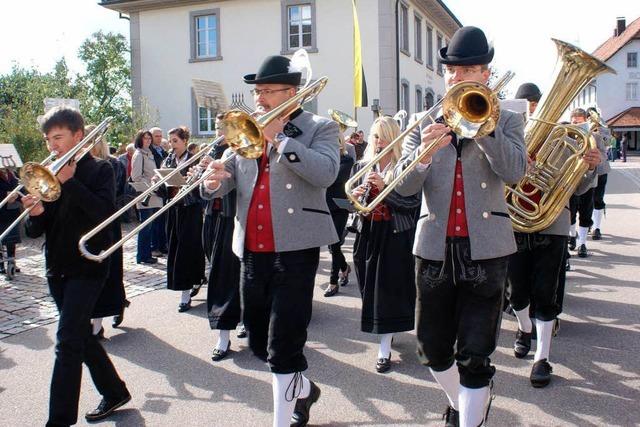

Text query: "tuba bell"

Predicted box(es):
[506, 39, 616, 233]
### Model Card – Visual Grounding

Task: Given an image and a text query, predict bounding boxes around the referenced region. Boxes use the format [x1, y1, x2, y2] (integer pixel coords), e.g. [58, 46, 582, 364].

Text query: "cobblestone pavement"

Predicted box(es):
[0, 222, 169, 339]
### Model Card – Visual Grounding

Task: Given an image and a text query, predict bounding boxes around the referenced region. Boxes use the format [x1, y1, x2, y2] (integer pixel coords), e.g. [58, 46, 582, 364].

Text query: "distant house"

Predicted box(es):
[99, 0, 461, 137]
[571, 16, 640, 152]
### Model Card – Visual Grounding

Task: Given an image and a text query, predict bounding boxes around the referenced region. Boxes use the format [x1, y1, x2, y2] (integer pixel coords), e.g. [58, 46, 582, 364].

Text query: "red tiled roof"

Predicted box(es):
[592, 16, 640, 62]
[607, 107, 640, 127]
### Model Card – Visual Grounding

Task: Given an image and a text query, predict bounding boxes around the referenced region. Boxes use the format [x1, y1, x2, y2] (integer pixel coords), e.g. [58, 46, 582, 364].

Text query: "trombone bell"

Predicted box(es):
[19, 163, 62, 202]
[221, 111, 265, 160]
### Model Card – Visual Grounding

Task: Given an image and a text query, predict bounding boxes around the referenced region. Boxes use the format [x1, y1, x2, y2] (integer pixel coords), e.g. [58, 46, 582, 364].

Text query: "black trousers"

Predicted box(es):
[569, 188, 594, 228]
[47, 277, 127, 427]
[508, 233, 567, 322]
[415, 238, 507, 389]
[593, 174, 608, 211]
[241, 248, 319, 374]
[328, 210, 349, 284]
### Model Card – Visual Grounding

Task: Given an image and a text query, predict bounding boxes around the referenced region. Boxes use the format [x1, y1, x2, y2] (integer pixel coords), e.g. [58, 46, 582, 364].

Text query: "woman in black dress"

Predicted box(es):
[0, 167, 22, 279]
[163, 126, 206, 312]
[324, 135, 355, 297]
[350, 116, 419, 373]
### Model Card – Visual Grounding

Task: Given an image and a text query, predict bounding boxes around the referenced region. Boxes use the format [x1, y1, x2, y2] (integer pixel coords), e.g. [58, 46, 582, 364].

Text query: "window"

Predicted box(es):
[400, 2, 409, 54]
[426, 25, 434, 69]
[628, 52, 638, 68]
[415, 87, 423, 112]
[414, 15, 422, 62]
[189, 9, 221, 62]
[425, 90, 435, 110]
[281, 1, 317, 53]
[436, 33, 443, 75]
[627, 82, 638, 100]
[401, 79, 410, 116]
[198, 107, 215, 135]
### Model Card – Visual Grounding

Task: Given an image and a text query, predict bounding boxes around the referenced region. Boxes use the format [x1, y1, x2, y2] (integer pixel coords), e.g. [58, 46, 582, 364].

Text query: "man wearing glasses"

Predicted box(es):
[202, 54, 339, 427]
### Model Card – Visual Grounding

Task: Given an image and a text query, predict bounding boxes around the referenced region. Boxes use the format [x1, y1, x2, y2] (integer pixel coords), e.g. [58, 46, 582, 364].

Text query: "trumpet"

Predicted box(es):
[78, 77, 329, 262]
[0, 118, 112, 242]
[345, 71, 515, 214]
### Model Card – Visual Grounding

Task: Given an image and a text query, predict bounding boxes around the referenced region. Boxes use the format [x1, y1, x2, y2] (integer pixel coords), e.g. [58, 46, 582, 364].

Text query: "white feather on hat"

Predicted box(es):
[288, 49, 312, 85]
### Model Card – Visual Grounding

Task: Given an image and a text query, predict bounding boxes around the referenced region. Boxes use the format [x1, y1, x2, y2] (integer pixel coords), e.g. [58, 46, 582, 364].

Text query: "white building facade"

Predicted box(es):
[571, 17, 640, 151]
[100, 0, 460, 139]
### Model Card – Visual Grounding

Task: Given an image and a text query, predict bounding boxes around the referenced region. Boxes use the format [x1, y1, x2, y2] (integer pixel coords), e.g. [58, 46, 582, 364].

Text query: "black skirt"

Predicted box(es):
[353, 217, 416, 334]
[202, 211, 220, 262]
[93, 222, 125, 318]
[0, 207, 21, 245]
[206, 215, 241, 330]
[166, 204, 206, 291]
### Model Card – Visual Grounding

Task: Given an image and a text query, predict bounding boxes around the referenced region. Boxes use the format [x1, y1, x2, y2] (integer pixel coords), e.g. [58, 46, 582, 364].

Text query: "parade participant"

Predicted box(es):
[392, 27, 527, 426]
[587, 107, 611, 241]
[0, 167, 22, 278]
[202, 54, 339, 427]
[161, 126, 206, 312]
[324, 134, 355, 297]
[350, 116, 419, 372]
[200, 115, 242, 361]
[514, 82, 542, 116]
[22, 106, 130, 426]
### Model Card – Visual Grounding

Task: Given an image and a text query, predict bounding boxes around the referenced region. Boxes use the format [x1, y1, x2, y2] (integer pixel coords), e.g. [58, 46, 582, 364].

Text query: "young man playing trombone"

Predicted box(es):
[21, 106, 130, 426]
[392, 27, 527, 426]
[201, 54, 339, 427]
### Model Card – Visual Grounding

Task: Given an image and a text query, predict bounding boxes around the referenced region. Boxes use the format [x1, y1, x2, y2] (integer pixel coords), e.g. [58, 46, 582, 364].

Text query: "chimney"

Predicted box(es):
[616, 17, 626, 37]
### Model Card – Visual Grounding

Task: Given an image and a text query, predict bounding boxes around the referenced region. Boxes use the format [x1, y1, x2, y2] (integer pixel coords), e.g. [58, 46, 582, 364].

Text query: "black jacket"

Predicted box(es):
[25, 156, 115, 279]
[326, 152, 355, 211]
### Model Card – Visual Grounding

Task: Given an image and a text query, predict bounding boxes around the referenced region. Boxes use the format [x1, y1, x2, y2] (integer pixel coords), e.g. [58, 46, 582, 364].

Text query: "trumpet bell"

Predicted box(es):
[443, 81, 500, 139]
[19, 163, 62, 202]
[221, 110, 265, 160]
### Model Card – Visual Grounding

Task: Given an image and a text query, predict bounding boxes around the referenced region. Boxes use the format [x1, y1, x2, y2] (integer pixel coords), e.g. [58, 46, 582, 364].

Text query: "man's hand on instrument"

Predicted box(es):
[199, 156, 213, 168]
[366, 172, 385, 190]
[21, 194, 44, 216]
[419, 123, 451, 164]
[203, 160, 231, 191]
[7, 192, 19, 203]
[583, 148, 601, 170]
[57, 160, 76, 184]
[263, 117, 286, 146]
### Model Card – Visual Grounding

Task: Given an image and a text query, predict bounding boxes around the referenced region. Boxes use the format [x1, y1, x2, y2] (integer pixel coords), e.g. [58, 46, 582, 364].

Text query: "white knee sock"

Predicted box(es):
[216, 329, 230, 351]
[514, 305, 533, 333]
[180, 290, 191, 304]
[272, 373, 310, 427]
[430, 364, 460, 410]
[592, 209, 603, 229]
[577, 226, 589, 246]
[534, 319, 554, 362]
[569, 223, 576, 237]
[459, 385, 490, 427]
[378, 333, 393, 359]
[92, 318, 103, 335]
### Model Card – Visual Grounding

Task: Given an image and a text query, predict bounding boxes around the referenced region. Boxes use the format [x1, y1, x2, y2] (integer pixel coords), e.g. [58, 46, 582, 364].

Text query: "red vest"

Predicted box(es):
[245, 146, 276, 252]
[446, 160, 469, 237]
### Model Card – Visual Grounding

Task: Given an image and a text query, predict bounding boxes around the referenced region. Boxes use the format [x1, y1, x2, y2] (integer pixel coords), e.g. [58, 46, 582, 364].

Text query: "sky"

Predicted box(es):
[0, 0, 638, 96]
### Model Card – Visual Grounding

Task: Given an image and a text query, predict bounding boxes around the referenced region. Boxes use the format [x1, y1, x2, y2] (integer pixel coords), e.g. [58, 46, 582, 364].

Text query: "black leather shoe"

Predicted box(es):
[211, 342, 230, 362]
[530, 359, 553, 388]
[565, 259, 571, 271]
[568, 236, 576, 251]
[577, 244, 588, 258]
[592, 228, 602, 240]
[291, 381, 321, 427]
[178, 300, 191, 312]
[324, 284, 339, 297]
[94, 327, 105, 340]
[236, 324, 247, 338]
[442, 405, 459, 427]
[112, 300, 131, 328]
[514, 329, 532, 359]
[338, 265, 351, 287]
[137, 257, 158, 265]
[375, 355, 391, 373]
[190, 279, 205, 298]
[85, 393, 131, 421]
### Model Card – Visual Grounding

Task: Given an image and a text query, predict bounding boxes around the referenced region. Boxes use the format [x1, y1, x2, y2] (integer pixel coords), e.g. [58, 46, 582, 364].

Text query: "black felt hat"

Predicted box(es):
[438, 26, 494, 66]
[243, 55, 302, 85]
[515, 83, 542, 102]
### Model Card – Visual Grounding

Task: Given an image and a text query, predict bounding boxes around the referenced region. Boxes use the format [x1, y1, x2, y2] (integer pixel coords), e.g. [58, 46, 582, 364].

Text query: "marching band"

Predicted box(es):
[1, 24, 619, 427]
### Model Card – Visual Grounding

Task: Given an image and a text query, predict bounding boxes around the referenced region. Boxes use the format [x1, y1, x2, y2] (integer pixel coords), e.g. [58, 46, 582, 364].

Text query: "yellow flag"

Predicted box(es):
[353, 0, 367, 108]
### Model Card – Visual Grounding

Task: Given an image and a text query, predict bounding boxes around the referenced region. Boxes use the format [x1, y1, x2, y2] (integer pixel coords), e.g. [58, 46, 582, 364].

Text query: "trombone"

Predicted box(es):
[345, 71, 515, 214]
[0, 118, 112, 242]
[78, 77, 329, 262]
[0, 151, 57, 212]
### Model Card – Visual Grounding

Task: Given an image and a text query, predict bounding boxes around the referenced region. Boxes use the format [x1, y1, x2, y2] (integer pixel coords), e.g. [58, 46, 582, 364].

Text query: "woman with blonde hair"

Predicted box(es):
[350, 115, 420, 373]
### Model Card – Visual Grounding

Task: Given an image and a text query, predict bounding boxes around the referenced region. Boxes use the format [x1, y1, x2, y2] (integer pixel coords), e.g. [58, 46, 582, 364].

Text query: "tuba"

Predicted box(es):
[506, 39, 616, 233]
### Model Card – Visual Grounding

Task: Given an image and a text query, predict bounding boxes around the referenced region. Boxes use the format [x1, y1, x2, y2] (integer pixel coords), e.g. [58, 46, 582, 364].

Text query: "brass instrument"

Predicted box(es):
[328, 109, 357, 133]
[0, 151, 57, 211]
[345, 71, 515, 214]
[0, 118, 112, 242]
[78, 77, 329, 262]
[392, 110, 407, 131]
[506, 39, 615, 233]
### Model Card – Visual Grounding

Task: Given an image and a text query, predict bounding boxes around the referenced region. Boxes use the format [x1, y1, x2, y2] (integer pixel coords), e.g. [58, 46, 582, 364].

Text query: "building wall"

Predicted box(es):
[595, 39, 640, 121]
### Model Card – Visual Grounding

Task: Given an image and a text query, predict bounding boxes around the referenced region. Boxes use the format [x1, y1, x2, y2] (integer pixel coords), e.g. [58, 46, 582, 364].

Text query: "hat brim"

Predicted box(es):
[437, 46, 494, 66]
[243, 72, 302, 85]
